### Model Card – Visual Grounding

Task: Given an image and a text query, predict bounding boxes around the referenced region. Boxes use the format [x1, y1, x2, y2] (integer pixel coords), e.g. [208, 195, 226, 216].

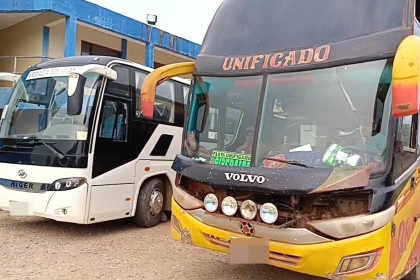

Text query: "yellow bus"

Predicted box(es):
[141, 0, 420, 278]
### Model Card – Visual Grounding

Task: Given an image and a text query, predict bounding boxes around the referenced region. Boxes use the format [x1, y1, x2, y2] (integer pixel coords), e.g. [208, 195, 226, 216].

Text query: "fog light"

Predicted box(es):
[336, 252, 377, 275]
[240, 200, 257, 220]
[204, 194, 218, 213]
[221, 196, 238, 216]
[260, 203, 278, 224]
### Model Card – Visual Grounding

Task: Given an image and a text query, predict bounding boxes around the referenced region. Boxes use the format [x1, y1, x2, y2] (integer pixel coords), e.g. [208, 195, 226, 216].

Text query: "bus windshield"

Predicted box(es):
[0, 71, 101, 140]
[184, 59, 392, 171]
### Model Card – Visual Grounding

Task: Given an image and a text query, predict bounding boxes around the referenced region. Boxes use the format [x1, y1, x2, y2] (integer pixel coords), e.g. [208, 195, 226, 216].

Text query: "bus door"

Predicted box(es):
[89, 65, 133, 223]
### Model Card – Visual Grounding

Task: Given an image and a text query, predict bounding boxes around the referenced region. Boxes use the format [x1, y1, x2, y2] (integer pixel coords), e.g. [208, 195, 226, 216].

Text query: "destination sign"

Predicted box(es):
[26, 67, 79, 80]
[222, 45, 331, 72]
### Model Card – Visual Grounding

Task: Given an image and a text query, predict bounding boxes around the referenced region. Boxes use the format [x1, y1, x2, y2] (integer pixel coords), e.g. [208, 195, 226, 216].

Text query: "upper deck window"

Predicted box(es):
[201, 0, 405, 56]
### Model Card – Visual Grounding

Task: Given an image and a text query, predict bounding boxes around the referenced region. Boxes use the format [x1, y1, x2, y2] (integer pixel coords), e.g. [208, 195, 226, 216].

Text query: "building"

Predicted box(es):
[0, 0, 201, 106]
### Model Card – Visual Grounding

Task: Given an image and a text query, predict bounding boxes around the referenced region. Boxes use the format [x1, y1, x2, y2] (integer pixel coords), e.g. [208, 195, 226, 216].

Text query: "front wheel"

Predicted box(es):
[133, 178, 165, 228]
[403, 264, 420, 280]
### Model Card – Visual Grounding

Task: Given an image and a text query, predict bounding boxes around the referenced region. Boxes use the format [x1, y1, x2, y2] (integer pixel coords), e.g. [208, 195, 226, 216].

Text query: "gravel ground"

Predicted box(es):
[0, 210, 321, 280]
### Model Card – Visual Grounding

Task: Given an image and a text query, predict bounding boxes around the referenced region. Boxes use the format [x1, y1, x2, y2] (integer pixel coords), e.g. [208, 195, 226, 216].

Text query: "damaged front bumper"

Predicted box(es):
[171, 198, 390, 280]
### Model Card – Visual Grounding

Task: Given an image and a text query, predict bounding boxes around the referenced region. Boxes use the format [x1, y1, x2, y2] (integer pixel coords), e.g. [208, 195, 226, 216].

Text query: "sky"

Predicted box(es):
[86, 0, 224, 44]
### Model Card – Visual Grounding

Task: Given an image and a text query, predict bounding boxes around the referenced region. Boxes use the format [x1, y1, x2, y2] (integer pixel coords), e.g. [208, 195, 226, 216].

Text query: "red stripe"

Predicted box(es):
[389, 174, 420, 277]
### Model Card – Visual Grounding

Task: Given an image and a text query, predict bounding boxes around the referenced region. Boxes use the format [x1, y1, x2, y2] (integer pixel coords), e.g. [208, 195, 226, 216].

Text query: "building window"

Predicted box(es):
[81, 41, 121, 57]
[154, 62, 165, 69]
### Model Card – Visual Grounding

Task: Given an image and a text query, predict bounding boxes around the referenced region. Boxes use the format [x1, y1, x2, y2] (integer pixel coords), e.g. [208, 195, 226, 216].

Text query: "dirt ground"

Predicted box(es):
[0, 210, 321, 280]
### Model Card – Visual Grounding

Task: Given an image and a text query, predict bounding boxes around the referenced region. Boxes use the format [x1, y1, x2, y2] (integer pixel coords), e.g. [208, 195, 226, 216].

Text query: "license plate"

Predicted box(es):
[230, 237, 269, 264]
[10, 201, 33, 216]
[0, 179, 42, 192]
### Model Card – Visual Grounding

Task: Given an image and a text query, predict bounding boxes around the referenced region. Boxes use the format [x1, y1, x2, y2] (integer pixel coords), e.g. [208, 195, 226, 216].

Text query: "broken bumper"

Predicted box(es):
[171, 198, 390, 279]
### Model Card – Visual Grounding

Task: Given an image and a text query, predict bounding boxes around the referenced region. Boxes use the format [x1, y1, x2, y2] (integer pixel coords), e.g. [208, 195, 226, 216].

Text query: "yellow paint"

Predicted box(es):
[140, 62, 195, 101]
[392, 35, 420, 117]
[171, 198, 391, 279]
[391, 169, 420, 279]
[392, 35, 420, 86]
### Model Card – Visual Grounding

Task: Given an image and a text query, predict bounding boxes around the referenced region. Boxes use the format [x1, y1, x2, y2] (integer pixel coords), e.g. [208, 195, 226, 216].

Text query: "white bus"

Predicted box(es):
[0, 56, 190, 227]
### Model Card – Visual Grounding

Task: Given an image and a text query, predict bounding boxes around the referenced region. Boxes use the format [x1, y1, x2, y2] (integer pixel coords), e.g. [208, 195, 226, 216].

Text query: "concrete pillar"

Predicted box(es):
[42, 26, 50, 62]
[64, 16, 77, 57]
[145, 43, 155, 68]
[121, 39, 127, 59]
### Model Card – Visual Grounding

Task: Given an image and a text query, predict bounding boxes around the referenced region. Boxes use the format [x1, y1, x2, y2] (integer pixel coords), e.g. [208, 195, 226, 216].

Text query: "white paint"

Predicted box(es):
[0, 62, 190, 225]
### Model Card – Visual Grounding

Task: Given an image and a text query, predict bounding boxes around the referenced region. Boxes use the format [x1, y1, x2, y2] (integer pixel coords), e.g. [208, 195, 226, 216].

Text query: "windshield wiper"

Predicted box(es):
[17, 136, 66, 159]
[262, 157, 316, 169]
[0, 144, 33, 151]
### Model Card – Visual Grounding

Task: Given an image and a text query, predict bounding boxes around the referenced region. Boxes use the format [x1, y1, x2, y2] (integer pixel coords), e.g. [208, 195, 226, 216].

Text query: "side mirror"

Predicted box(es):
[392, 35, 420, 118]
[67, 73, 87, 116]
[66, 64, 117, 116]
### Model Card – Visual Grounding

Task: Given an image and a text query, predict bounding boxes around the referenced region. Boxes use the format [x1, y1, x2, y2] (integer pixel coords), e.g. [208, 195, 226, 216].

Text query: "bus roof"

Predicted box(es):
[31, 56, 191, 85]
[196, 0, 412, 76]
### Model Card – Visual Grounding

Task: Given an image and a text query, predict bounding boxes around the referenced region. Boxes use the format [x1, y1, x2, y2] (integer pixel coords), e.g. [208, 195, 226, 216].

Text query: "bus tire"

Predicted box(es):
[404, 264, 420, 280]
[133, 178, 165, 228]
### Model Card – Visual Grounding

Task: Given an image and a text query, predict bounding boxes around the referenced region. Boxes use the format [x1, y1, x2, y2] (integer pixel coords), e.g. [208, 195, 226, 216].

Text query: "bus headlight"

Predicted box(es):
[49, 178, 87, 191]
[204, 193, 218, 212]
[240, 200, 258, 220]
[307, 205, 396, 239]
[260, 203, 278, 224]
[221, 196, 238, 216]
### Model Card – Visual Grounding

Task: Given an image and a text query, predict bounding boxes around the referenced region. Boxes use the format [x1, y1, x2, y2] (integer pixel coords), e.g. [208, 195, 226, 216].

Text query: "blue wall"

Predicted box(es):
[0, 0, 201, 64]
[0, 0, 202, 108]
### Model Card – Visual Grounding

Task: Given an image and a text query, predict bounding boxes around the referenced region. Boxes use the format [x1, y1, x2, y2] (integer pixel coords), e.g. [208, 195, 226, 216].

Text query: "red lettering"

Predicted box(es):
[314, 45, 331, 62]
[233, 57, 245, 70]
[262, 54, 270, 68]
[250, 55, 263, 69]
[270, 53, 284, 68]
[298, 48, 314, 64]
[243, 56, 252, 70]
[222, 58, 233, 70]
[398, 218, 410, 255]
[283, 51, 297, 67]
[221, 44, 331, 71]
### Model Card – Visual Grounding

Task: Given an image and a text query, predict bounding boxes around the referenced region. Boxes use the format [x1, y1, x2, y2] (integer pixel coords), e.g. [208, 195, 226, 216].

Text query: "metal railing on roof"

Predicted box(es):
[0, 55, 55, 75]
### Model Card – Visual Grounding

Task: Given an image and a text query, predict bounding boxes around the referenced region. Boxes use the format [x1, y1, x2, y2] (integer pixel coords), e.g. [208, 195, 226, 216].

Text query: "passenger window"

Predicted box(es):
[99, 100, 128, 141]
[394, 114, 418, 178]
[105, 67, 130, 97]
[153, 81, 175, 123]
[134, 70, 147, 117]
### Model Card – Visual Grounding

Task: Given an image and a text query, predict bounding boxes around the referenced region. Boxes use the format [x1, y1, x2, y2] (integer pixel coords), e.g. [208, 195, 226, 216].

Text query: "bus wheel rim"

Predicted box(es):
[149, 189, 164, 216]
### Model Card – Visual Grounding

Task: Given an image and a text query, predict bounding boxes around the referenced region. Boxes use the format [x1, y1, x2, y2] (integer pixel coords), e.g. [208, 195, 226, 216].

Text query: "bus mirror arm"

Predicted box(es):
[67, 64, 117, 116]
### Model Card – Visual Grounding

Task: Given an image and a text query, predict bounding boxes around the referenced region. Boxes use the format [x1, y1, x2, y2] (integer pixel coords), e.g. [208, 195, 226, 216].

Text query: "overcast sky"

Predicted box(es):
[86, 0, 223, 44]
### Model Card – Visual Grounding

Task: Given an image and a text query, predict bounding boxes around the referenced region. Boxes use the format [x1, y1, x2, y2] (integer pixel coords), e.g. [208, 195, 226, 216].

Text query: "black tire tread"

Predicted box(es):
[133, 178, 164, 228]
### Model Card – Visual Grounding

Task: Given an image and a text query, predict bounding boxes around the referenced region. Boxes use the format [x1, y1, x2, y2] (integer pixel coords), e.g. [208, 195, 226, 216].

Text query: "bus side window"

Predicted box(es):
[105, 66, 130, 98]
[99, 100, 128, 142]
[394, 114, 418, 178]
[153, 81, 176, 123]
[134, 70, 147, 118]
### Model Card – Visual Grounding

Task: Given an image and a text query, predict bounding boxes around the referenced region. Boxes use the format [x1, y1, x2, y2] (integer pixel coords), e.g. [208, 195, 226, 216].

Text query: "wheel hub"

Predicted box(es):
[149, 189, 164, 216]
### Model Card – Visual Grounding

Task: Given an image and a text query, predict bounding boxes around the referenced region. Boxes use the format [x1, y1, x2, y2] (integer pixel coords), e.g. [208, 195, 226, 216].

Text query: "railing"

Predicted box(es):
[0, 55, 54, 75]
[0, 56, 54, 108]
